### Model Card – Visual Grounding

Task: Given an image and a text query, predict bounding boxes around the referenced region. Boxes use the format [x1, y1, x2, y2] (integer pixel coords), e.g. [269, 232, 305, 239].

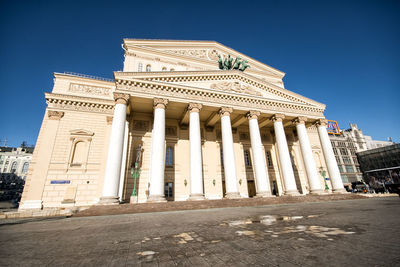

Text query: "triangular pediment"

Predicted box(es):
[114, 70, 324, 109]
[123, 39, 285, 80]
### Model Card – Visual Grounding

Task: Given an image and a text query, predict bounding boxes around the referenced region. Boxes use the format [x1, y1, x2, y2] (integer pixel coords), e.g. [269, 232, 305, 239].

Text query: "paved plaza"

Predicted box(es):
[0, 197, 399, 266]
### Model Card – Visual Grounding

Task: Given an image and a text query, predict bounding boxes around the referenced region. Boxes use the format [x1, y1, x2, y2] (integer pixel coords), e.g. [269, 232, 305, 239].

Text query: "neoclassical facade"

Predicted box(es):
[20, 39, 345, 210]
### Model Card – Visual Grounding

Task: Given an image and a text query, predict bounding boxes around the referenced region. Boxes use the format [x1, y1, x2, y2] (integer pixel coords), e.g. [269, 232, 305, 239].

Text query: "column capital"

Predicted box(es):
[48, 110, 64, 120]
[315, 119, 328, 127]
[271, 114, 285, 122]
[153, 98, 168, 109]
[218, 107, 233, 117]
[188, 103, 202, 113]
[292, 116, 308, 125]
[246, 110, 260, 120]
[113, 93, 130, 105]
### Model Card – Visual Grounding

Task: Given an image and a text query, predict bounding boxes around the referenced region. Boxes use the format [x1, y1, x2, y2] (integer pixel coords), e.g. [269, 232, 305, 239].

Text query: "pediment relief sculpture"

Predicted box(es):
[210, 81, 262, 96]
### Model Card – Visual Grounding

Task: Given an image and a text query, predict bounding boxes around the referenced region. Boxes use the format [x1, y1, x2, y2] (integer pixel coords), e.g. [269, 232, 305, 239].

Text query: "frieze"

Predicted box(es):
[164, 49, 207, 59]
[210, 81, 262, 96]
[69, 83, 112, 96]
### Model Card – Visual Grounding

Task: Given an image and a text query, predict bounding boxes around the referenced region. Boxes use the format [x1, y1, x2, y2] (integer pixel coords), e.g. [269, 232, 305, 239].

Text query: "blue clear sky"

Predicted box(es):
[1, 0, 399, 147]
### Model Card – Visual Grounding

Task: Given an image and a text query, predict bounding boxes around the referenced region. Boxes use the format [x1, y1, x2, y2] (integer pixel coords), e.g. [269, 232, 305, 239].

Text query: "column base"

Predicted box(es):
[225, 192, 241, 199]
[98, 196, 120, 205]
[189, 194, 205, 201]
[284, 189, 301, 196]
[147, 195, 167, 203]
[254, 191, 273, 198]
[130, 195, 138, 204]
[309, 189, 326, 195]
[19, 200, 43, 211]
[332, 188, 348, 194]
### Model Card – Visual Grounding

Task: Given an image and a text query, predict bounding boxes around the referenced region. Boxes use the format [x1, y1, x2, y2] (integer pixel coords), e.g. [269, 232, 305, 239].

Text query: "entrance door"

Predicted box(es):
[247, 181, 256, 197]
[164, 182, 174, 201]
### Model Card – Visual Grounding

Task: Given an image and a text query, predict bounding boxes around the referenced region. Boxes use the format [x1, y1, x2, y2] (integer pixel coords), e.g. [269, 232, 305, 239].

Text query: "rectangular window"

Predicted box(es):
[244, 150, 252, 167]
[335, 156, 341, 164]
[165, 146, 174, 166]
[338, 165, 344, 172]
[266, 151, 273, 168]
[345, 165, 354, 173]
[220, 148, 224, 168]
[164, 182, 173, 198]
[343, 157, 352, 164]
[340, 148, 348, 155]
[333, 148, 338, 155]
[341, 175, 349, 183]
[352, 157, 358, 164]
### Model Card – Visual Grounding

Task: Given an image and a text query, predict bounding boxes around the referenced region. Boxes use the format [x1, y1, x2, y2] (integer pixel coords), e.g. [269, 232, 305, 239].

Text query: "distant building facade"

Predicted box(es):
[0, 146, 33, 180]
[357, 143, 400, 185]
[328, 123, 394, 185]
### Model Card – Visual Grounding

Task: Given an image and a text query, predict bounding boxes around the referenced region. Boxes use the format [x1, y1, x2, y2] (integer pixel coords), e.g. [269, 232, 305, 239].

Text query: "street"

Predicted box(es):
[0, 197, 399, 266]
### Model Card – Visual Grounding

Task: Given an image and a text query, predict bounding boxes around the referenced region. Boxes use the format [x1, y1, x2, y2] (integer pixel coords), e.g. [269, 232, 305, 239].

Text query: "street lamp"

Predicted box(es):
[131, 145, 142, 199]
[319, 166, 330, 191]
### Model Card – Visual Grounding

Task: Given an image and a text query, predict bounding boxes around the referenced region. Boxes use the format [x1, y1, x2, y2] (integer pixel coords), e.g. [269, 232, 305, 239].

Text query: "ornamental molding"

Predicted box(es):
[219, 107, 233, 117]
[69, 83, 112, 96]
[153, 98, 168, 109]
[188, 103, 202, 113]
[271, 114, 285, 122]
[45, 93, 114, 114]
[115, 78, 324, 117]
[210, 81, 262, 97]
[292, 116, 308, 125]
[48, 110, 64, 120]
[114, 93, 130, 104]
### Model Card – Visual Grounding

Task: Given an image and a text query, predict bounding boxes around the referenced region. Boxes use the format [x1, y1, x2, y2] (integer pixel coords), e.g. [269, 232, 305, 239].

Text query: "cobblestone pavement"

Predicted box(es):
[0, 197, 399, 266]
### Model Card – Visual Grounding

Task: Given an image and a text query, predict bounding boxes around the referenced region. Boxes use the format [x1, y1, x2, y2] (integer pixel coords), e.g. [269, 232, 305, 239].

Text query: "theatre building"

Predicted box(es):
[19, 39, 345, 210]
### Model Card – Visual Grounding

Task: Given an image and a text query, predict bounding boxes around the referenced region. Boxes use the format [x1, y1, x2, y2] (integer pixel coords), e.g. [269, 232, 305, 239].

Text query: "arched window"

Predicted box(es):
[244, 150, 252, 167]
[10, 161, 17, 173]
[71, 141, 86, 165]
[138, 62, 143, 72]
[162, 67, 167, 71]
[22, 162, 29, 173]
[170, 68, 175, 71]
[146, 64, 151, 72]
[165, 146, 174, 166]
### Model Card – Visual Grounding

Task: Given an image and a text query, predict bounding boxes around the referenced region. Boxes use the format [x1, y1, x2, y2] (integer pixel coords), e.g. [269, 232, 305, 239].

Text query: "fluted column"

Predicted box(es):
[246, 111, 272, 197]
[100, 93, 130, 204]
[316, 119, 346, 193]
[219, 107, 240, 199]
[148, 98, 169, 202]
[293, 117, 324, 194]
[189, 103, 204, 200]
[271, 114, 299, 196]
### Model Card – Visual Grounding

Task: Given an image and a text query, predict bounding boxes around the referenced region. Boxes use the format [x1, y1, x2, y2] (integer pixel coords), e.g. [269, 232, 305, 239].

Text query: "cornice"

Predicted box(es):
[115, 78, 324, 118]
[45, 93, 115, 114]
[114, 70, 325, 109]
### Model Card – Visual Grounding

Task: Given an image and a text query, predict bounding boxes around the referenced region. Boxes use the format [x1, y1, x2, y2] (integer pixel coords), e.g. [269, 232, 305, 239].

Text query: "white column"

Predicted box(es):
[118, 121, 129, 201]
[219, 107, 240, 199]
[246, 111, 272, 197]
[316, 119, 346, 193]
[293, 117, 324, 194]
[148, 98, 168, 202]
[271, 114, 299, 195]
[189, 103, 204, 200]
[100, 93, 130, 204]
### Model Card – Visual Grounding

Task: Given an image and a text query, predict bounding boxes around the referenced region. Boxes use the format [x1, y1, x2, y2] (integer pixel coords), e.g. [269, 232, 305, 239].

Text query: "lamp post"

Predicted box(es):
[131, 145, 142, 200]
[320, 167, 330, 191]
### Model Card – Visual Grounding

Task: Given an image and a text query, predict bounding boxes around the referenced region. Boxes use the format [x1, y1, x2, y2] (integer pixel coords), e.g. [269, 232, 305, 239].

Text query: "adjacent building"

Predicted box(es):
[19, 39, 347, 210]
[357, 143, 400, 185]
[0, 145, 33, 180]
[328, 123, 394, 185]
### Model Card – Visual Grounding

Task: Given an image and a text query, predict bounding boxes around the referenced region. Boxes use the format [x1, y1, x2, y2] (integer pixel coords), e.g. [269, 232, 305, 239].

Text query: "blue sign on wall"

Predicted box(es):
[325, 178, 330, 181]
[51, 180, 70, 184]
